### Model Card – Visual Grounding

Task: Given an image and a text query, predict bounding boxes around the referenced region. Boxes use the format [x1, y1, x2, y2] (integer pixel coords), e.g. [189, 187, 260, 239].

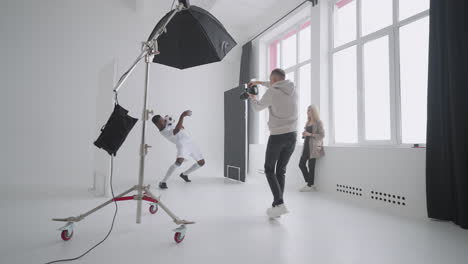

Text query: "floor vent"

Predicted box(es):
[336, 184, 363, 197]
[371, 190, 406, 206]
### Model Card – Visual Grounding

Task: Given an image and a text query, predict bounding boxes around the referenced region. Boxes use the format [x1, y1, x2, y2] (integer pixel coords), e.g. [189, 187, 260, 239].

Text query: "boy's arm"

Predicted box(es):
[173, 110, 191, 135]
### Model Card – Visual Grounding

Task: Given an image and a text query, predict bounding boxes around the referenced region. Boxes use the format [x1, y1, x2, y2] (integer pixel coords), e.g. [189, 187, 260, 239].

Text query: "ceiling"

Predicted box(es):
[202, 0, 306, 42]
[152, 0, 308, 43]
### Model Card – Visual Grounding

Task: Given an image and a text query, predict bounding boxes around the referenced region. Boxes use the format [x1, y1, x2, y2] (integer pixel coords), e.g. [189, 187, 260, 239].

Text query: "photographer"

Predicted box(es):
[248, 68, 298, 218]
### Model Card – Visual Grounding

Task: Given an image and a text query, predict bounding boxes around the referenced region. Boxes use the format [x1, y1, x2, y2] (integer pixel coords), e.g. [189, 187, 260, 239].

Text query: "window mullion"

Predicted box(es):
[329, 2, 336, 145]
[389, 30, 399, 145]
[393, 11, 403, 144]
[357, 43, 365, 144]
[296, 25, 301, 66]
[356, 0, 365, 144]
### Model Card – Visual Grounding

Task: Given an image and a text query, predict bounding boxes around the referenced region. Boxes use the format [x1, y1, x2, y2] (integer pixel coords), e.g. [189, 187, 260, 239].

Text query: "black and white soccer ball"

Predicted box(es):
[164, 115, 174, 127]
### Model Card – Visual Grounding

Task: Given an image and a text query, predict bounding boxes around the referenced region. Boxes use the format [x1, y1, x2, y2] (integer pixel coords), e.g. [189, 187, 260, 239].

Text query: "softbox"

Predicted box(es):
[94, 104, 138, 156]
[148, 5, 237, 69]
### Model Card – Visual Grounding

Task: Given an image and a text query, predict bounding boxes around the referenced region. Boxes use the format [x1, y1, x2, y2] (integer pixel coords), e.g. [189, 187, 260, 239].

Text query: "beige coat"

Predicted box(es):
[306, 121, 325, 159]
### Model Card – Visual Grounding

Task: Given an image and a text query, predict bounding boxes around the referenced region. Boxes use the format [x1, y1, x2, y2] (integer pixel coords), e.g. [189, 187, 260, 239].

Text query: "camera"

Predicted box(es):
[240, 85, 259, 100]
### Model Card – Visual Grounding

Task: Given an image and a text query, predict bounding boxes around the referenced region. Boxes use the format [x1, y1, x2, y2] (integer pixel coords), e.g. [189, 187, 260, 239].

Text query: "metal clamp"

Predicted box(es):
[144, 144, 152, 155]
[145, 109, 154, 120]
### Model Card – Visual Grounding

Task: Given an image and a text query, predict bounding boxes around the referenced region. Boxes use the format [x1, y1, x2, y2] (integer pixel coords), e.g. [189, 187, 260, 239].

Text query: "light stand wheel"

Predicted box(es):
[149, 204, 159, 214]
[61, 230, 73, 241]
[174, 232, 185, 243]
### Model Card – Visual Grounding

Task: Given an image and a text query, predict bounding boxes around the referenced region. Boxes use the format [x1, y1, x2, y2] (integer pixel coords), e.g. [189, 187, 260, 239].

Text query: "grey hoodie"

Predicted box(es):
[251, 80, 298, 135]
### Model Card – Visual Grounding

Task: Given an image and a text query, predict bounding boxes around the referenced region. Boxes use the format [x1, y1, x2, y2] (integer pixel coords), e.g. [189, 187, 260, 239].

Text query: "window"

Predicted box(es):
[363, 36, 391, 140]
[330, 0, 429, 145]
[334, 0, 356, 47]
[268, 41, 281, 71]
[266, 20, 312, 143]
[361, 0, 393, 36]
[299, 21, 312, 63]
[333, 47, 358, 143]
[299, 64, 312, 128]
[399, 16, 429, 143]
[399, 0, 430, 21]
[282, 34, 297, 69]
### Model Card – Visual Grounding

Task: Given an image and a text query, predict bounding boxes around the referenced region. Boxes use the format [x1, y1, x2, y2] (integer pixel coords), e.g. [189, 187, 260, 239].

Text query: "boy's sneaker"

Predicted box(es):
[299, 185, 317, 192]
[159, 182, 168, 189]
[266, 204, 289, 218]
[179, 173, 191, 183]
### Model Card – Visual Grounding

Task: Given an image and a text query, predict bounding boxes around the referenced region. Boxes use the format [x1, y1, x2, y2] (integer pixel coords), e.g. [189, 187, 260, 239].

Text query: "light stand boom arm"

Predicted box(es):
[113, 3, 184, 95]
[52, 4, 195, 243]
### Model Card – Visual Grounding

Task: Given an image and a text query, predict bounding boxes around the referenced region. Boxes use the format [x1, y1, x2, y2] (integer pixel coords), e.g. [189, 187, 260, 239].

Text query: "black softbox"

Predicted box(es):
[94, 104, 138, 156]
[148, 5, 237, 69]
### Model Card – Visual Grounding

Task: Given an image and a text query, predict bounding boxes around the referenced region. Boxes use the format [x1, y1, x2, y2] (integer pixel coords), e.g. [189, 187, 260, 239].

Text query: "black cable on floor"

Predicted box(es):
[44, 156, 118, 264]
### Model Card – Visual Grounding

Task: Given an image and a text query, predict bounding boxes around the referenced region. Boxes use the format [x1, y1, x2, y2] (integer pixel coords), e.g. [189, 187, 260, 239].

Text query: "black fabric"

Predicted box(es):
[148, 5, 237, 69]
[94, 104, 138, 156]
[264, 132, 297, 207]
[426, 0, 468, 229]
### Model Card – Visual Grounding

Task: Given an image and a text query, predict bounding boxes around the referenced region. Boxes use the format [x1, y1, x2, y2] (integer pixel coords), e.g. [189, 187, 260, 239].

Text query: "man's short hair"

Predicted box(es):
[271, 68, 286, 80]
[152, 115, 162, 124]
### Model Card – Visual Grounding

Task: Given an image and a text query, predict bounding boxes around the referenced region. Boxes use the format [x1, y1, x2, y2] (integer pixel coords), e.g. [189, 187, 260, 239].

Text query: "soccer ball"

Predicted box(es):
[164, 115, 174, 127]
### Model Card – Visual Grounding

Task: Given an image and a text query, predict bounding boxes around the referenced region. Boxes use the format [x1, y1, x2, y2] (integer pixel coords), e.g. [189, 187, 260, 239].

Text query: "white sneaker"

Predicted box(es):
[299, 185, 317, 192]
[267, 204, 289, 218]
[266, 207, 278, 218]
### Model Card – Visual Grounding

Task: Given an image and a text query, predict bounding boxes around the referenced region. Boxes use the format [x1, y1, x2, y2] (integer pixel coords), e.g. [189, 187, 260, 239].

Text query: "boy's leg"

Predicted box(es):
[180, 143, 205, 182]
[160, 158, 184, 188]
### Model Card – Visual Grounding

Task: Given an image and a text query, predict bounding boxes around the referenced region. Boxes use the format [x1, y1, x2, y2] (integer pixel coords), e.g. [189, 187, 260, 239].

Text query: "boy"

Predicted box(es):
[152, 110, 205, 189]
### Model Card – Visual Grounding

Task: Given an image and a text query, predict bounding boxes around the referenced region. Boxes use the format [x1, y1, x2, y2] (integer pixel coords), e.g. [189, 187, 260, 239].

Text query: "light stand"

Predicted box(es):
[52, 3, 194, 243]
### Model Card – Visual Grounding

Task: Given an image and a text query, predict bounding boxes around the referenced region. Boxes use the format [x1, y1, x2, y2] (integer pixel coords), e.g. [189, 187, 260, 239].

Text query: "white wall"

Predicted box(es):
[0, 0, 241, 189]
[249, 144, 427, 219]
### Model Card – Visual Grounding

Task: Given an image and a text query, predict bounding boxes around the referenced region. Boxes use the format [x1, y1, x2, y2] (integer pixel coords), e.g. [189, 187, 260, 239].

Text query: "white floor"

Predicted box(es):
[1, 176, 468, 264]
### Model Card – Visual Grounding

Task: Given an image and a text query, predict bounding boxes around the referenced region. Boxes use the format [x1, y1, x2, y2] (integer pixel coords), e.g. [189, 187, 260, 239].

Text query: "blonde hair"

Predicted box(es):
[307, 105, 321, 124]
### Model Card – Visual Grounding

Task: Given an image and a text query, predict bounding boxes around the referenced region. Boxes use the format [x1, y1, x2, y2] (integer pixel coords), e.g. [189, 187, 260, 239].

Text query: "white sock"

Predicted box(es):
[162, 163, 180, 183]
[183, 163, 201, 176]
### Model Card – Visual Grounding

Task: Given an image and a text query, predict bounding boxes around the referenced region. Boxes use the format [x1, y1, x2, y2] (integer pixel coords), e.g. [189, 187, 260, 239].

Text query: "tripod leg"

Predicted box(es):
[145, 189, 195, 225]
[52, 186, 137, 223]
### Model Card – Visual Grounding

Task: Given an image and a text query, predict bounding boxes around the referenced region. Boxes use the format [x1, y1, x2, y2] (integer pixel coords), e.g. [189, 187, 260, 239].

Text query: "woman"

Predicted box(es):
[299, 105, 325, 192]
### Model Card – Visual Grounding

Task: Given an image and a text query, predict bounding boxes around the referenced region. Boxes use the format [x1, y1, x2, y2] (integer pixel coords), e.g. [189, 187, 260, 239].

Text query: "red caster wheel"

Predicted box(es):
[149, 204, 158, 214]
[174, 232, 185, 243]
[61, 230, 73, 241]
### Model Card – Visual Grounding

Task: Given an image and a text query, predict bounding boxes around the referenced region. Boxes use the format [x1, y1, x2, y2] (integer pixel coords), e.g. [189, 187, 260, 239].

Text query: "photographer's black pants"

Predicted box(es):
[264, 132, 297, 207]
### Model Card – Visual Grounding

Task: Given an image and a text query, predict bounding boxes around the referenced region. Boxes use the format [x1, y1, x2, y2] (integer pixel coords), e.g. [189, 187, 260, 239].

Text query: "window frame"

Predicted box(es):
[262, 18, 313, 144]
[329, 0, 430, 147]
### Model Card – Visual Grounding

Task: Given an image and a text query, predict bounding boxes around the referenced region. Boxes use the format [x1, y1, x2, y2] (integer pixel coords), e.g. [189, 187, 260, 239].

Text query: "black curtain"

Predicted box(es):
[426, 0, 468, 229]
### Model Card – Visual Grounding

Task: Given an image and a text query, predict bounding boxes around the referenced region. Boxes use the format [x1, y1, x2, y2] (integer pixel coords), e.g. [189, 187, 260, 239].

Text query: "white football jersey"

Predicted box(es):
[160, 115, 191, 145]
